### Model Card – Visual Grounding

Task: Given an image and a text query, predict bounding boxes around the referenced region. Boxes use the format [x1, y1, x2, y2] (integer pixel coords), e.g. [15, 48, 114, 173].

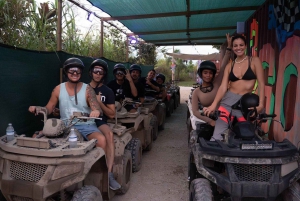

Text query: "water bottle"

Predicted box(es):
[68, 128, 77, 148]
[6, 123, 14, 142]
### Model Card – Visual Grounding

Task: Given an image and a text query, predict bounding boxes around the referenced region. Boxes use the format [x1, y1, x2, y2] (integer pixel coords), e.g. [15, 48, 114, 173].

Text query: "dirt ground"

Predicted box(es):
[111, 86, 192, 201]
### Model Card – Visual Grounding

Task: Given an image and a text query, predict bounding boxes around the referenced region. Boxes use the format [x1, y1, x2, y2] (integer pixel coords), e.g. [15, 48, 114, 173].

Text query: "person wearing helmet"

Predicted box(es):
[203, 34, 265, 141]
[140, 69, 160, 97]
[127, 64, 145, 110]
[107, 63, 137, 103]
[88, 59, 121, 190]
[155, 73, 167, 101]
[191, 34, 232, 130]
[28, 57, 105, 154]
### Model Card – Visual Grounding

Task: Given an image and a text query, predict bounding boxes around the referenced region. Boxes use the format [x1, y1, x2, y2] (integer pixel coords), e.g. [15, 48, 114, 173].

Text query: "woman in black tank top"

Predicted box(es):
[202, 34, 265, 141]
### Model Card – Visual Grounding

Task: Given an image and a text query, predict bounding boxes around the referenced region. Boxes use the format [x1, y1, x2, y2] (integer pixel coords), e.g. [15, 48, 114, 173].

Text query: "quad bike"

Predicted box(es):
[0, 107, 133, 201]
[188, 106, 300, 201]
[144, 89, 166, 132]
[165, 87, 175, 117]
[108, 99, 156, 154]
[186, 83, 200, 142]
[169, 80, 181, 110]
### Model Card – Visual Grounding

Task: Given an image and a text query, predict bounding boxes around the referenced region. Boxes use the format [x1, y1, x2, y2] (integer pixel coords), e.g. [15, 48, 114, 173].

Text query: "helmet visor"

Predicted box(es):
[92, 68, 105, 75]
[68, 67, 82, 75]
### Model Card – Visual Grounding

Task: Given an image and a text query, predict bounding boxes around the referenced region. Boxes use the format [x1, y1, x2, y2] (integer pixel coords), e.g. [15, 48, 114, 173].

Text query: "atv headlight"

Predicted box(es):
[51, 163, 82, 180]
[240, 141, 273, 150]
[281, 161, 298, 177]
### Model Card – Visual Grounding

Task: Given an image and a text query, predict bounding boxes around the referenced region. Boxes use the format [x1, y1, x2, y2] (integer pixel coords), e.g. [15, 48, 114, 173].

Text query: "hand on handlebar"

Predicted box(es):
[90, 110, 100, 118]
[28, 106, 37, 115]
[202, 105, 216, 116]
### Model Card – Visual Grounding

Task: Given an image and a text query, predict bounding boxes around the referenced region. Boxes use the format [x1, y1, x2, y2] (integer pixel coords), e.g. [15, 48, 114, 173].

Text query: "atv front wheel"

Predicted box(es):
[189, 178, 212, 201]
[126, 138, 142, 172]
[117, 150, 132, 195]
[188, 152, 201, 188]
[283, 181, 300, 201]
[71, 185, 103, 201]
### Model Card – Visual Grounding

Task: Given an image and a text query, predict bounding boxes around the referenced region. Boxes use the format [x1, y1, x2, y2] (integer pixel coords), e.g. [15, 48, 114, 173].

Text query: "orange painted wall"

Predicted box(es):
[246, 0, 300, 147]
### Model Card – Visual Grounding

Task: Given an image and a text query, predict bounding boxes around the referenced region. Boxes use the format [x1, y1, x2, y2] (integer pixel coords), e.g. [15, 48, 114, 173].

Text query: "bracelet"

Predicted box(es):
[226, 47, 232, 51]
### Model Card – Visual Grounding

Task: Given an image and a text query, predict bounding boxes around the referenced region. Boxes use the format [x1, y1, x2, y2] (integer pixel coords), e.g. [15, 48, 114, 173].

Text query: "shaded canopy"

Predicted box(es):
[166, 52, 220, 61]
[88, 0, 266, 46]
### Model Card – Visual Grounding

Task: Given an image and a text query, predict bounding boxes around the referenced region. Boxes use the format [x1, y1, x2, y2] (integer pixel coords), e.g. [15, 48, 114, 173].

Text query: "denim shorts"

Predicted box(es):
[74, 123, 102, 141]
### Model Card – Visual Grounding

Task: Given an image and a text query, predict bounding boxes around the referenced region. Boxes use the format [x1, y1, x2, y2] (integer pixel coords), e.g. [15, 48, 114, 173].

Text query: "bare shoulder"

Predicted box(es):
[251, 56, 262, 63]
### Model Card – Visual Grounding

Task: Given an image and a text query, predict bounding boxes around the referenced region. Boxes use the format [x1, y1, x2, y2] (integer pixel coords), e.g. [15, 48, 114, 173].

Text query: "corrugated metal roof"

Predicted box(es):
[88, 0, 266, 46]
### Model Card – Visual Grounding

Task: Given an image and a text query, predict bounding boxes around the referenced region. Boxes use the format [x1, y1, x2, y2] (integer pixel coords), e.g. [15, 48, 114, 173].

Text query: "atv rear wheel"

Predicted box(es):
[150, 115, 158, 141]
[126, 138, 142, 172]
[169, 99, 174, 114]
[71, 185, 103, 201]
[117, 150, 132, 195]
[189, 178, 212, 201]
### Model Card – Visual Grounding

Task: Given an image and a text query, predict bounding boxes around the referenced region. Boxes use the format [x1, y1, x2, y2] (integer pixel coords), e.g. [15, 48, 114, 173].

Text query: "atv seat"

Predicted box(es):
[232, 121, 255, 140]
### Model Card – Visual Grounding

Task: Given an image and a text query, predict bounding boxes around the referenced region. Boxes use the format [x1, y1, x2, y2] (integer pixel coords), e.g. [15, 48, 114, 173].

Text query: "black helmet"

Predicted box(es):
[240, 93, 259, 120]
[113, 63, 126, 75]
[63, 57, 84, 75]
[156, 73, 165, 83]
[89, 59, 108, 83]
[129, 64, 142, 73]
[197, 61, 217, 78]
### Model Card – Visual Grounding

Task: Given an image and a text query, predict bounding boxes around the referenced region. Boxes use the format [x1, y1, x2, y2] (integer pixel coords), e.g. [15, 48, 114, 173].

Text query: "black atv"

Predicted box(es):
[188, 108, 300, 200]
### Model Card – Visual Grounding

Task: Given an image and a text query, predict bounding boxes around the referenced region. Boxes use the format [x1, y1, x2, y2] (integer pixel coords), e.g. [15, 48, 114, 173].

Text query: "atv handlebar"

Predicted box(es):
[200, 111, 220, 121]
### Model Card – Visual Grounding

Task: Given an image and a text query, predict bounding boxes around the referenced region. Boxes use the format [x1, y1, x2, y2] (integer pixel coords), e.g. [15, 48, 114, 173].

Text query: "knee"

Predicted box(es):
[105, 131, 114, 142]
[96, 135, 106, 150]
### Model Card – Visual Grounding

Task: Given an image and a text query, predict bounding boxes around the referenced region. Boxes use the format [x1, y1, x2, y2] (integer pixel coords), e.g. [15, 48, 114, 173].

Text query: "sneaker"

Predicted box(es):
[109, 172, 121, 190]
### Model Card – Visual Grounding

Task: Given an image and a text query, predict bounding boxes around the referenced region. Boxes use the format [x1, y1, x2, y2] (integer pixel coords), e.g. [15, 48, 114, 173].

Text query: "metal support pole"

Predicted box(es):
[100, 20, 104, 57]
[56, 0, 62, 51]
[126, 36, 129, 62]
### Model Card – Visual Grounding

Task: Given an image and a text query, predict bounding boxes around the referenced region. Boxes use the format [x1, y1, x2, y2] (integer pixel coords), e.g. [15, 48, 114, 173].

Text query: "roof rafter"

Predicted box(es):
[127, 26, 236, 36]
[146, 36, 224, 43]
[102, 6, 258, 21]
[155, 42, 222, 46]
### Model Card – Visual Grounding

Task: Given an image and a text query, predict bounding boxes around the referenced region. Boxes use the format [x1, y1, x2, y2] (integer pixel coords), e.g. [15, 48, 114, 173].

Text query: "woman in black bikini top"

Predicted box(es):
[202, 34, 265, 141]
[229, 57, 257, 82]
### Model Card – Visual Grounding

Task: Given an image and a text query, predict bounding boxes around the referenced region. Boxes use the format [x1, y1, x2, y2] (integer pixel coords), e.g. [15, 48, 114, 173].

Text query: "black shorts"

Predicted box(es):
[95, 119, 107, 128]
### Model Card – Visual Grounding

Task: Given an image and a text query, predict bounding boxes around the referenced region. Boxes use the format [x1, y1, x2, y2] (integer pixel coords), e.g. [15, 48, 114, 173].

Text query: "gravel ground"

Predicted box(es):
[111, 86, 192, 201]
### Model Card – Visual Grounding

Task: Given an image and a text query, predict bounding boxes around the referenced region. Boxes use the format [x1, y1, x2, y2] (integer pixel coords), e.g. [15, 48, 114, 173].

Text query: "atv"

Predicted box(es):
[0, 107, 133, 201]
[108, 99, 156, 154]
[144, 89, 166, 133]
[188, 106, 300, 200]
[168, 80, 181, 110]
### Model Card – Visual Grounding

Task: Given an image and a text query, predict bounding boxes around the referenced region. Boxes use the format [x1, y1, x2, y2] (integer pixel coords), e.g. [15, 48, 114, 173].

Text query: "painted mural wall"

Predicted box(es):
[246, 0, 300, 146]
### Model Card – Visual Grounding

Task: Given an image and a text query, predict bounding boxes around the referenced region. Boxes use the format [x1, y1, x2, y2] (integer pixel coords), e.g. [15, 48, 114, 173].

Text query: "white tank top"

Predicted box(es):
[59, 82, 94, 125]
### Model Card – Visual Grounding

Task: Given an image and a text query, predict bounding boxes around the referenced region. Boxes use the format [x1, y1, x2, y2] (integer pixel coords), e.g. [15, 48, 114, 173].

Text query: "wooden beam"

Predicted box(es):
[147, 36, 224, 43]
[127, 26, 236, 36]
[155, 42, 222, 46]
[102, 6, 258, 21]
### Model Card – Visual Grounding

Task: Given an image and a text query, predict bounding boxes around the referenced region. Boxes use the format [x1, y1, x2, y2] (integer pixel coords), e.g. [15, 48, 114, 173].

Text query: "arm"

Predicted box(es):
[191, 88, 215, 125]
[125, 70, 138, 97]
[253, 57, 265, 113]
[204, 63, 231, 115]
[86, 85, 102, 118]
[146, 79, 160, 92]
[95, 89, 115, 119]
[214, 33, 232, 85]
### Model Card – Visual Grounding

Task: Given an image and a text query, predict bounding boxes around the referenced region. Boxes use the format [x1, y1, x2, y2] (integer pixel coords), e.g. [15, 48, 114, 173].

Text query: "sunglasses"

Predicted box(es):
[92, 68, 105, 75]
[115, 71, 125, 76]
[68, 67, 82, 75]
[200, 84, 214, 93]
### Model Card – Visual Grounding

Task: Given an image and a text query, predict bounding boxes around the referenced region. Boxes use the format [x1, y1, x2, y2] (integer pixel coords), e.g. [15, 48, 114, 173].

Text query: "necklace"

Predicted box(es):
[235, 56, 247, 64]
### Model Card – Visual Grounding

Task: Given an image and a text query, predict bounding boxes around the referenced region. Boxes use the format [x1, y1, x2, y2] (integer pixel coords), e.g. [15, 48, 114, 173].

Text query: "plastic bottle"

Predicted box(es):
[6, 123, 14, 142]
[69, 128, 77, 148]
